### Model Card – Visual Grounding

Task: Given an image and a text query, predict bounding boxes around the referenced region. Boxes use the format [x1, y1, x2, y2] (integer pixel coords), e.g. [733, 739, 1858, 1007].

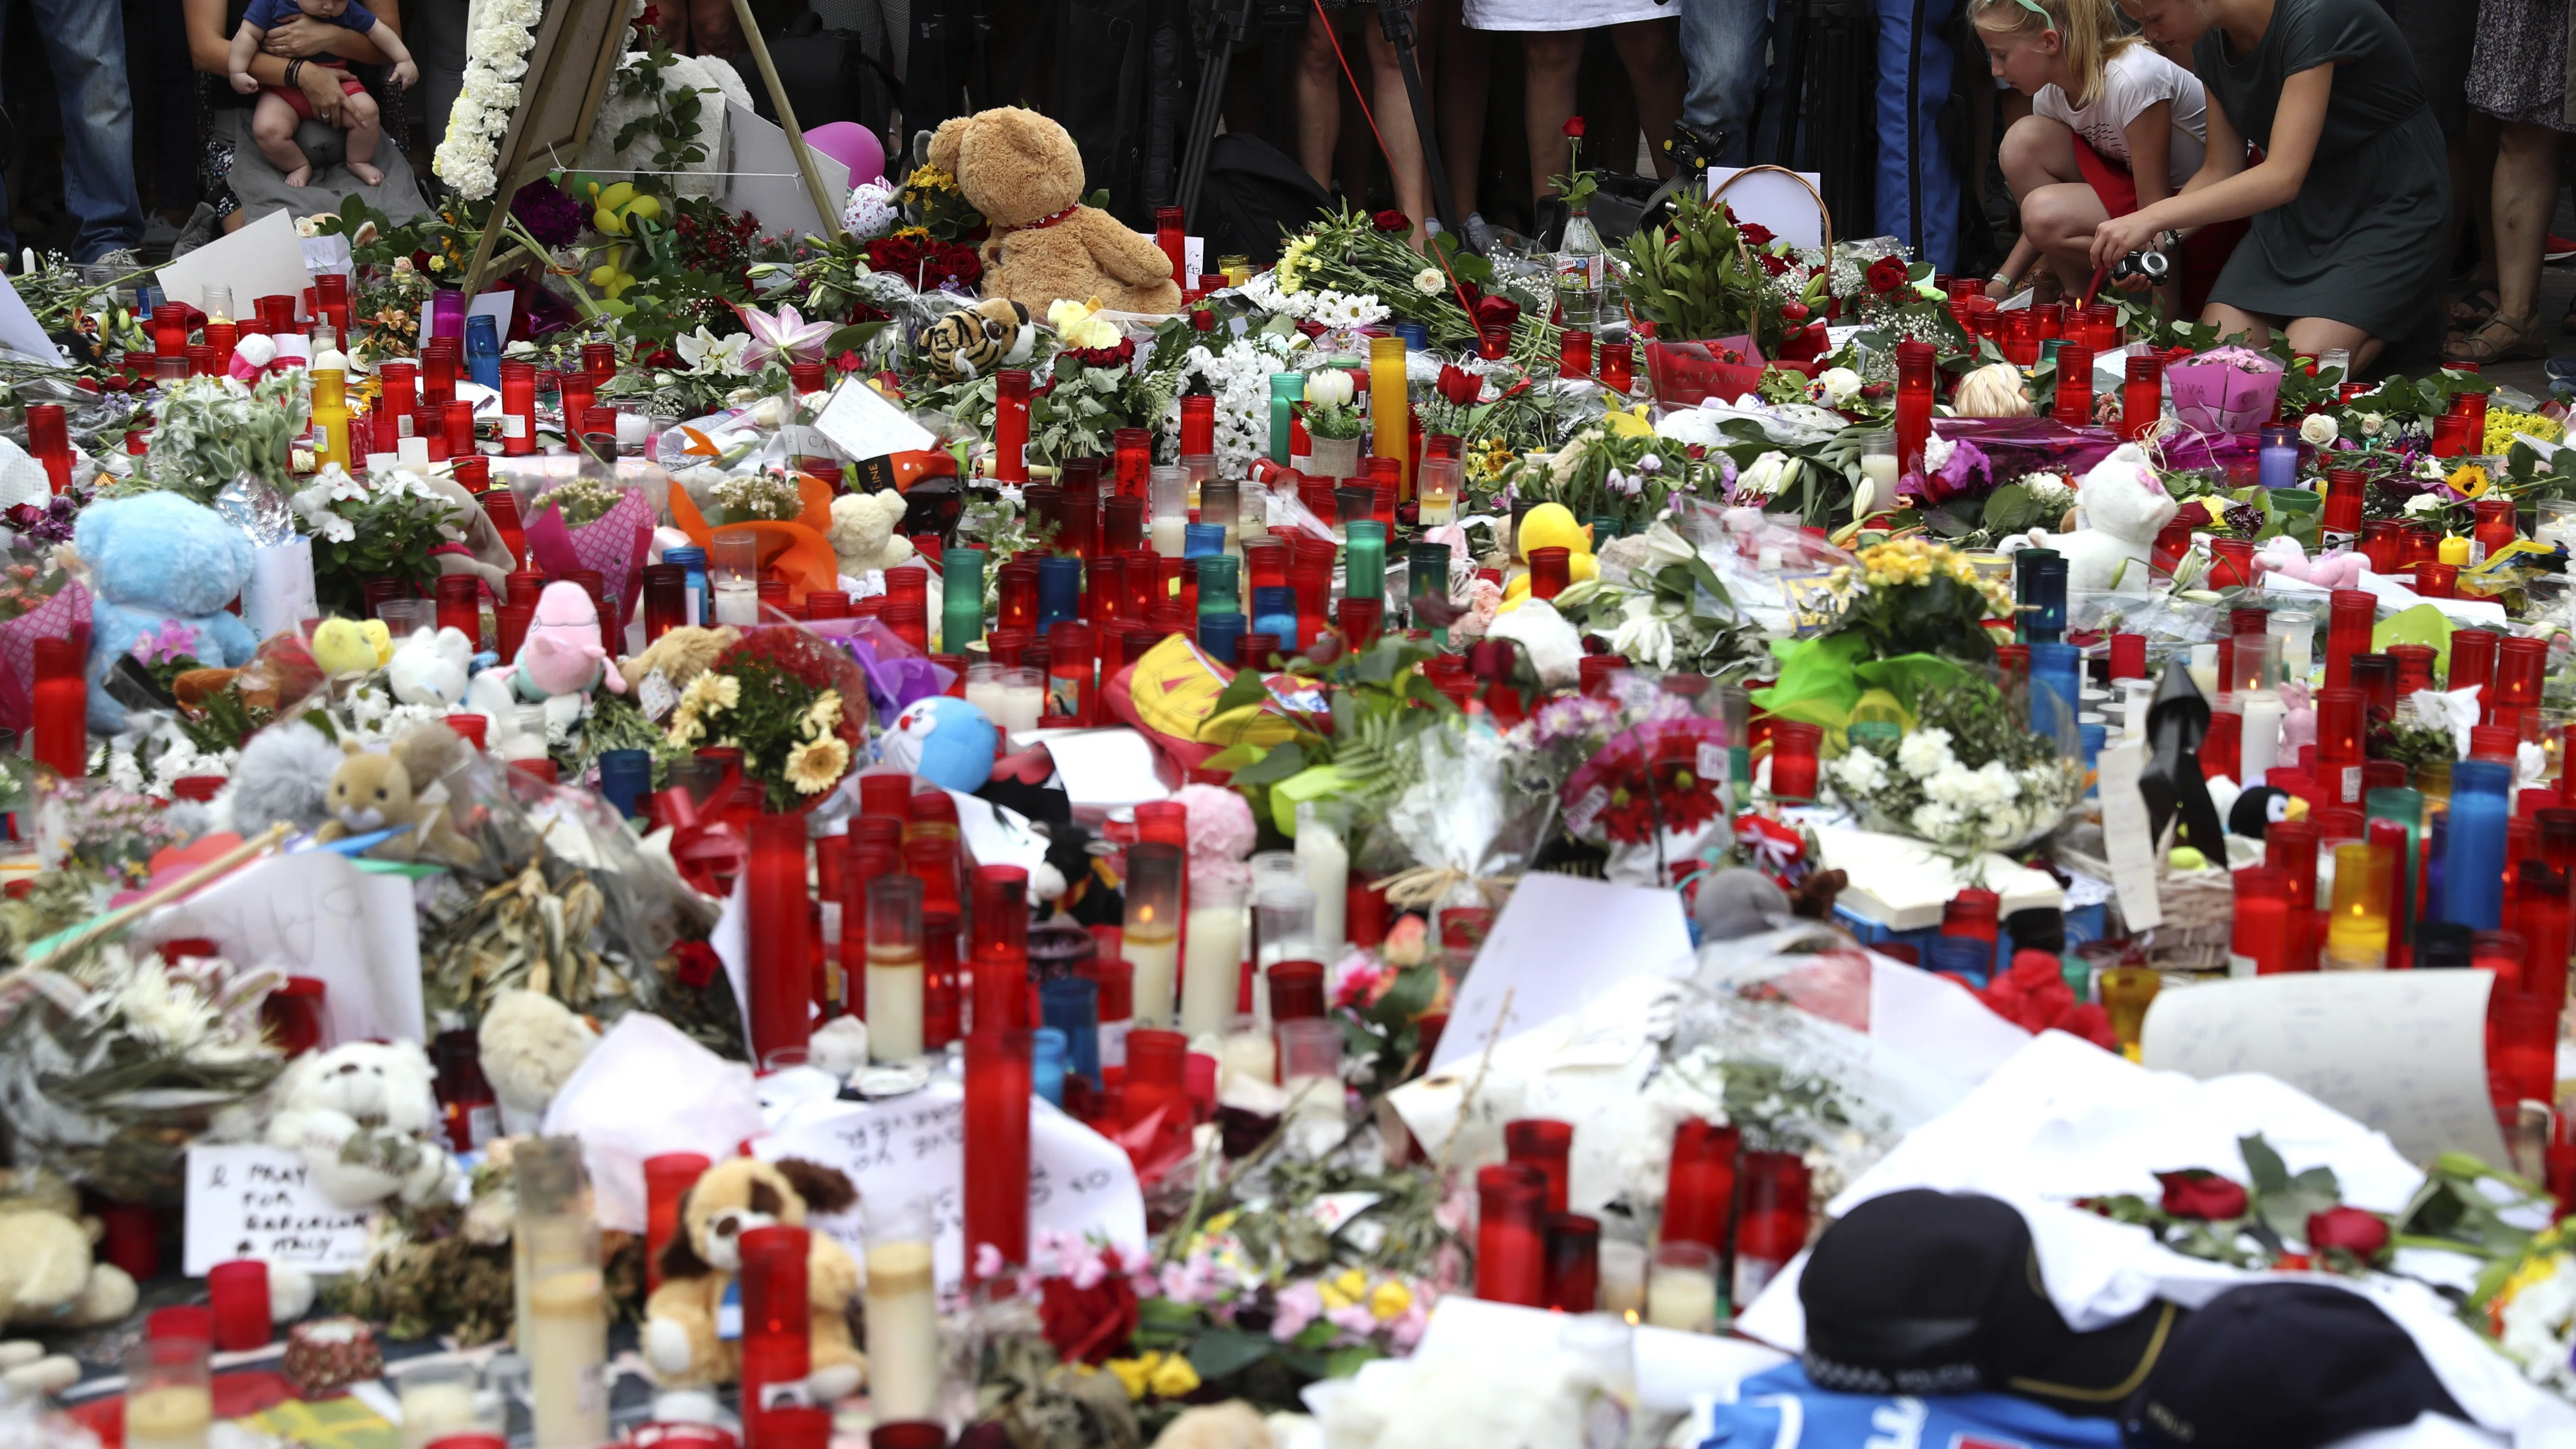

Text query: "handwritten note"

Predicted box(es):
[757, 1081, 1145, 1293]
[183, 1143, 372, 1276]
[2139, 969, 2508, 1167]
[811, 376, 936, 463]
[132, 851, 426, 1046]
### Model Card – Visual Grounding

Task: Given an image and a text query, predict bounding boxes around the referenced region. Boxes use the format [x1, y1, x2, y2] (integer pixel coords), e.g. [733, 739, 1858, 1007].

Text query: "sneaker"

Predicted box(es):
[2548, 234, 2576, 263]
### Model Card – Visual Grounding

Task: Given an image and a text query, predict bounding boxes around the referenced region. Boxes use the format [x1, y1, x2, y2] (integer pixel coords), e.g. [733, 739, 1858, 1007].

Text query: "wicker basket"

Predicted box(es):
[2055, 822, 2237, 974]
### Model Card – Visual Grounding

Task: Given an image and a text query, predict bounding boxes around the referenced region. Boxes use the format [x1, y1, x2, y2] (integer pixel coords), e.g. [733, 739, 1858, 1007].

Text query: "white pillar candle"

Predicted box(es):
[1296, 805, 1348, 963]
[2241, 692, 2285, 782]
[711, 580, 761, 626]
[1152, 517, 1189, 557]
[964, 676, 1011, 724]
[1644, 1264, 1720, 1334]
[526, 1267, 607, 1449]
[125, 1387, 213, 1449]
[1217, 1027, 1276, 1095]
[1179, 901, 1246, 1041]
[868, 945, 926, 1061]
[398, 1380, 483, 1449]
[1127, 928, 1179, 1028]
[864, 1240, 940, 1422]
[998, 679, 1045, 733]
[1598, 1242, 1646, 1318]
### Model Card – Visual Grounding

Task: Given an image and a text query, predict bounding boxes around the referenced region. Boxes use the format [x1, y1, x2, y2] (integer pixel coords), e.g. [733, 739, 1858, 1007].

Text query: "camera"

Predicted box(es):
[2109, 249, 2171, 286]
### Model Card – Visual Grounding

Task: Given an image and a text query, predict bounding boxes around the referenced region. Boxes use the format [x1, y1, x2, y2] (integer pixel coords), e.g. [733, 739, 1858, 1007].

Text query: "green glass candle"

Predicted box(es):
[1269, 373, 1304, 465]
[942, 547, 987, 652]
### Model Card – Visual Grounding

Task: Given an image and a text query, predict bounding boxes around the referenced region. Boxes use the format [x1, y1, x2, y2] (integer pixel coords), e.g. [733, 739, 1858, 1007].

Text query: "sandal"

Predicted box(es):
[2445, 308, 2544, 364]
[2449, 285, 2501, 332]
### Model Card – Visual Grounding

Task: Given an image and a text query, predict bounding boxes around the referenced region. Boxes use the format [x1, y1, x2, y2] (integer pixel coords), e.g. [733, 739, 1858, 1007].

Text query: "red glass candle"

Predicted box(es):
[2315, 689, 2365, 809]
[2432, 412, 2473, 459]
[2208, 538, 2256, 590]
[1180, 395, 1215, 458]
[498, 361, 536, 456]
[1559, 329, 1593, 380]
[435, 573, 480, 642]
[924, 905, 964, 1048]
[1154, 206, 1187, 284]
[2053, 342, 2093, 422]
[1544, 1213, 1602, 1314]
[2414, 561, 2457, 599]
[2269, 818, 2322, 971]
[204, 320, 237, 374]
[1114, 428, 1153, 499]
[2232, 867, 2292, 975]
[2450, 626, 2499, 697]
[644, 1152, 712, 1293]
[1599, 342, 1633, 392]
[495, 603, 534, 664]
[2513, 862, 2570, 1008]
[2122, 354, 2163, 441]
[1123, 1028, 1188, 1128]
[2320, 467, 2366, 541]
[152, 301, 189, 357]
[1662, 1119, 1739, 1248]
[444, 399, 477, 463]
[32, 637, 85, 776]
[2325, 589, 2375, 691]
[970, 865, 1030, 1034]
[747, 813, 814, 1070]
[1527, 547, 1571, 602]
[1943, 886, 2002, 945]
[963, 1029, 1034, 1275]
[376, 361, 419, 455]
[2108, 632, 2146, 680]
[1894, 340, 1935, 474]
[2388, 643, 2438, 697]
[1733, 1151, 1812, 1304]
[1769, 720, 1823, 802]
[2499, 637, 2549, 713]
[738, 1223, 813, 1441]
[1475, 1163, 1548, 1307]
[2474, 497, 2518, 560]
[997, 563, 1038, 631]
[423, 341, 457, 405]
[2492, 992, 2558, 1109]
[1504, 1119, 1574, 1215]
[207, 1260, 270, 1350]
[26, 403, 71, 493]
[1339, 596, 1383, 649]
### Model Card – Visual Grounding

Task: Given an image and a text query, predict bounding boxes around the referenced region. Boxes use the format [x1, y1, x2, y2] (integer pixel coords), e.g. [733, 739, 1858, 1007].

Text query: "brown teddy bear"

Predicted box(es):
[931, 107, 1184, 316]
[617, 624, 739, 694]
[643, 1157, 865, 1399]
[312, 724, 484, 867]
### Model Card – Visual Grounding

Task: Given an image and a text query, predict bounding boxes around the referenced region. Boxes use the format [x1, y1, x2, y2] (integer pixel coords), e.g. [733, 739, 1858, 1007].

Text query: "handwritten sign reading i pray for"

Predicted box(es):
[183, 1143, 373, 1277]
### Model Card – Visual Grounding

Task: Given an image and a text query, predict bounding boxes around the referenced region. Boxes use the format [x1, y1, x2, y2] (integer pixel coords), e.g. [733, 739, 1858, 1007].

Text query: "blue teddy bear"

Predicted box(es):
[75, 492, 259, 733]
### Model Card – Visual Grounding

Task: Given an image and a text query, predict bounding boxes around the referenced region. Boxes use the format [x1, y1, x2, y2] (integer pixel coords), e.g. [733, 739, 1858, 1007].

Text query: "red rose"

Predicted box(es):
[1436, 364, 1481, 406]
[2156, 1171, 2249, 1220]
[1866, 256, 1909, 295]
[2305, 1207, 2390, 1259]
[1562, 116, 1586, 138]
[1037, 1254, 1139, 1365]
[673, 940, 721, 990]
[1739, 221, 1776, 249]
[1191, 308, 1216, 332]
[1373, 209, 1411, 233]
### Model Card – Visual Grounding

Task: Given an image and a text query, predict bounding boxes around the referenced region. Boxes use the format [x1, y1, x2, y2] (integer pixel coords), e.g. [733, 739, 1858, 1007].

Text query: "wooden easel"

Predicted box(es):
[459, 0, 850, 296]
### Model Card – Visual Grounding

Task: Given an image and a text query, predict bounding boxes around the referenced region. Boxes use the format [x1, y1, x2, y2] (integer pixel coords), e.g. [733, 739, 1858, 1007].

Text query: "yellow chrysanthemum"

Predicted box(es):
[802, 690, 844, 739]
[1319, 1268, 1368, 1311]
[1369, 1278, 1412, 1320]
[905, 165, 955, 192]
[1147, 1353, 1201, 1399]
[2448, 463, 2491, 499]
[1107, 1357, 1152, 1400]
[665, 703, 704, 746]
[682, 671, 741, 713]
[784, 736, 851, 795]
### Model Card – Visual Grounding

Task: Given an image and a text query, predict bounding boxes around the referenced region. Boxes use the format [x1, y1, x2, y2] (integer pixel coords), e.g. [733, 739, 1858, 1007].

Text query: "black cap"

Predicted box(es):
[1799, 1191, 2180, 1415]
[2122, 1284, 2464, 1449]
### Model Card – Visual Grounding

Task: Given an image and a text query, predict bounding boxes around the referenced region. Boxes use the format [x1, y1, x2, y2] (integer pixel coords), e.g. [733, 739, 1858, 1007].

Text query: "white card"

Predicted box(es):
[183, 1143, 373, 1276]
[1431, 872, 1694, 1072]
[757, 1081, 1147, 1293]
[811, 376, 936, 463]
[156, 209, 312, 323]
[2140, 969, 2511, 1167]
[946, 788, 1050, 874]
[0, 270, 60, 362]
[722, 101, 851, 244]
[466, 290, 514, 341]
[132, 851, 426, 1046]
[2095, 741, 2164, 931]
[1038, 728, 1167, 812]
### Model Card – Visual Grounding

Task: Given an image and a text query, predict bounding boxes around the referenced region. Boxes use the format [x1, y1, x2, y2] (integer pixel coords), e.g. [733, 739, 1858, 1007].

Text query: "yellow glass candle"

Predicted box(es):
[2323, 840, 2393, 970]
[310, 369, 352, 473]
[1369, 334, 1409, 499]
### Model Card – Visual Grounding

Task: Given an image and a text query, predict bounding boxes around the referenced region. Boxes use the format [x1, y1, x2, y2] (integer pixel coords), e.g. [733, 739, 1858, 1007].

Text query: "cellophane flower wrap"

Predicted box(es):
[661, 624, 870, 812]
[524, 478, 653, 629]
[0, 572, 89, 733]
[2165, 345, 2284, 435]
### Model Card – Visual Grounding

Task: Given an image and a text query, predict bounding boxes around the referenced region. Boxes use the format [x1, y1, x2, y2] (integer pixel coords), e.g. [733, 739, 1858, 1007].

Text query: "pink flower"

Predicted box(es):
[1271, 1280, 1322, 1341]
[1175, 782, 1257, 862]
[1326, 1302, 1378, 1339]
[1382, 915, 1429, 968]
[1388, 1303, 1429, 1350]
[974, 1242, 1006, 1280]
[1159, 1251, 1221, 1304]
[1330, 950, 1393, 1010]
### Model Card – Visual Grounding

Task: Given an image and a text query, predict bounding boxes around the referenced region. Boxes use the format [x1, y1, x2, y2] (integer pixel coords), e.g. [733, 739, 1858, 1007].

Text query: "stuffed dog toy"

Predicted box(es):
[643, 1157, 864, 1398]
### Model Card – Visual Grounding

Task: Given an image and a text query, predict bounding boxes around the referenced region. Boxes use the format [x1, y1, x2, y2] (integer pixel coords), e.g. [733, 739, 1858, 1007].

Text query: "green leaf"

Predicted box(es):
[1210, 665, 1272, 718]
[1231, 740, 1308, 787]
[1186, 1328, 1276, 1381]
[2238, 1133, 2290, 1196]
[1982, 482, 2037, 534]
[1322, 1345, 1383, 1379]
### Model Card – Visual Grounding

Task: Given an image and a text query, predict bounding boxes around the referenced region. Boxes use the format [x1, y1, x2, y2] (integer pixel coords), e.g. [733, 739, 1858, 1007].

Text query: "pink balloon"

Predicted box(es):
[804, 122, 886, 187]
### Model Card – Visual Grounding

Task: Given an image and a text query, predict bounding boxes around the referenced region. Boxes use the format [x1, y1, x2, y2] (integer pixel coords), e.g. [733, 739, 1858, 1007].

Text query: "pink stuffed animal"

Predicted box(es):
[512, 580, 627, 700]
[2253, 535, 2368, 588]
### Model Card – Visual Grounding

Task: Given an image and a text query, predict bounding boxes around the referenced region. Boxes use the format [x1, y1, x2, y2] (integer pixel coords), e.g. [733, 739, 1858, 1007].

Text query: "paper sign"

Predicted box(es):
[299, 233, 354, 280]
[757, 1082, 1147, 1293]
[0, 270, 59, 362]
[244, 539, 319, 642]
[132, 851, 426, 1046]
[1039, 729, 1168, 813]
[467, 290, 514, 341]
[812, 376, 936, 462]
[1707, 168, 1827, 250]
[183, 1143, 373, 1276]
[157, 209, 311, 322]
[2095, 741, 2163, 931]
[2140, 970, 2511, 1167]
[723, 101, 851, 244]
[1431, 873, 1694, 1072]
[542, 1012, 768, 1233]
[1130, 233, 1204, 284]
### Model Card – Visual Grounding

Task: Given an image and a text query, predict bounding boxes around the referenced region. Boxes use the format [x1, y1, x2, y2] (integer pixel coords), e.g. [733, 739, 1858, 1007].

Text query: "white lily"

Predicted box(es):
[675, 326, 750, 376]
[1636, 522, 1699, 571]
[735, 302, 837, 372]
[1609, 595, 1677, 669]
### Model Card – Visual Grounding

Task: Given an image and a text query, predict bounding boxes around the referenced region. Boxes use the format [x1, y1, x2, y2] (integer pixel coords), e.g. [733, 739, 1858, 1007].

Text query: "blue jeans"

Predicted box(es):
[0, 0, 143, 261]
[1875, 0, 1958, 272]
[1681, 0, 1771, 165]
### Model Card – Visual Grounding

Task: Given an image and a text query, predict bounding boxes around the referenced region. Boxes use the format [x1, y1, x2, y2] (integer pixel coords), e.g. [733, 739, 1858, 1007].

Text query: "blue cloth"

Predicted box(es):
[1697, 1364, 2125, 1449]
[1681, 0, 1771, 163]
[243, 0, 381, 42]
[0, 0, 142, 261]
[1873, 0, 1960, 273]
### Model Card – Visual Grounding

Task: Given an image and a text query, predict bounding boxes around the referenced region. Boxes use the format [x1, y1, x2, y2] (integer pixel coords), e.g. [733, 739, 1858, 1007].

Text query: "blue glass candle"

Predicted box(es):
[2439, 762, 2510, 930]
[1198, 612, 1246, 665]
[1183, 523, 1226, 558]
[2079, 722, 2106, 797]
[2259, 425, 2299, 491]
[465, 313, 503, 389]
[1925, 934, 1991, 985]
[596, 749, 652, 818]
[1036, 557, 1081, 632]
[1039, 977, 1101, 1087]
[661, 546, 706, 627]
[2029, 641, 2081, 738]
[1032, 1028, 1068, 1108]
[1251, 585, 1300, 652]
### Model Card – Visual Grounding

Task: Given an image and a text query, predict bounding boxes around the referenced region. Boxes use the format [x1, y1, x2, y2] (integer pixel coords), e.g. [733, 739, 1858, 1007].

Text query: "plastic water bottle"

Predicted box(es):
[1555, 203, 1609, 333]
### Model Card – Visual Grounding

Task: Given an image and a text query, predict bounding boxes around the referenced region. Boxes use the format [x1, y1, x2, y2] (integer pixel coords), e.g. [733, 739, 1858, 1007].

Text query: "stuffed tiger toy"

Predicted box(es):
[914, 297, 1034, 380]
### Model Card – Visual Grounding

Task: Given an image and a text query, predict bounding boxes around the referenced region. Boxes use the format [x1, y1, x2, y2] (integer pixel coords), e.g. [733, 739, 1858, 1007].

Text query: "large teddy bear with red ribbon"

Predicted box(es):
[932, 107, 1182, 316]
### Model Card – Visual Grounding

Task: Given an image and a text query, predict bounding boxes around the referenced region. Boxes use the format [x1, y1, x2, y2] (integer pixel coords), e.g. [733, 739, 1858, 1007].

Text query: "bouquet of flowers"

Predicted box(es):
[704, 472, 804, 524]
[523, 475, 653, 628]
[1826, 676, 2084, 854]
[141, 371, 307, 502]
[0, 938, 286, 1201]
[2165, 345, 2285, 435]
[533, 474, 634, 528]
[348, 257, 434, 362]
[1818, 538, 2014, 663]
[288, 464, 467, 616]
[663, 626, 867, 809]
[1298, 368, 1363, 441]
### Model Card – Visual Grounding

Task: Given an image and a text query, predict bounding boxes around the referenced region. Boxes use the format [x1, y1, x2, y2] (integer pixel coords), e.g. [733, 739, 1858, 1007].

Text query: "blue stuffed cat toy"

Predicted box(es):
[74, 493, 259, 733]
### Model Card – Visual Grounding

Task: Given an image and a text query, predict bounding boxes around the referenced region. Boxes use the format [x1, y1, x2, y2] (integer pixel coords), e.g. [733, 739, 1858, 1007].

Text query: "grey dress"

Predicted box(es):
[2195, 0, 2449, 339]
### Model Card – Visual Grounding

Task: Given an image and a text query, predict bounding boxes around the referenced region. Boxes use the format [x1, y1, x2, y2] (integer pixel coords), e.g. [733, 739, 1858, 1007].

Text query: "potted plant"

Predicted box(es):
[1300, 369, 1365, 480]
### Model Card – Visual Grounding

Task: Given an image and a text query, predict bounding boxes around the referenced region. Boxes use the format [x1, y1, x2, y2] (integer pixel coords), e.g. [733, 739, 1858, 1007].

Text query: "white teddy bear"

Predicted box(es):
[266, 1041, 460, 1211]
[477, 990, 598, 1135]
[387, 626, 476, 708]
[2002, 443, 2179, 593]
[826, 489, 916, 579]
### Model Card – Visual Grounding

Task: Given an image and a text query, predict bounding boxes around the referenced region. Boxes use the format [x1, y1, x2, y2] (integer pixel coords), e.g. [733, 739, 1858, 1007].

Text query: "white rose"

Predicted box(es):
[1817, 367, 1863, 406]
[1911, 802, 1963, 840]
[2299, 413, 2339, 447]
[1737, 450, 1795, 500]
[1305, 370, 1355, 408]
[1974, 758, 2021, 804]
[1833, 749, 1888, 795]
[1923, 432, 1956, 473]
[2403, 492, 2445, 516]
[1924, 762, 1979, 806]
[2359, 412, 2385, 436]
[1413, 268, 1444, 295]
